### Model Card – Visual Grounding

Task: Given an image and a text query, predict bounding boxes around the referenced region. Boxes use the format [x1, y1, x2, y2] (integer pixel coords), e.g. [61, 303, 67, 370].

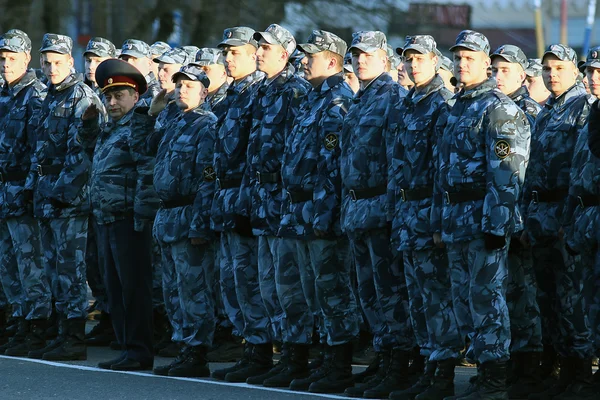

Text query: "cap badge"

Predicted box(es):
[107, 78, 113, 84]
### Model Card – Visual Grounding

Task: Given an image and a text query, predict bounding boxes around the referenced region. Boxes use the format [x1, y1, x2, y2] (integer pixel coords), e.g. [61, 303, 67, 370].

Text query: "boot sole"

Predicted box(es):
[43, 354, 87, 361]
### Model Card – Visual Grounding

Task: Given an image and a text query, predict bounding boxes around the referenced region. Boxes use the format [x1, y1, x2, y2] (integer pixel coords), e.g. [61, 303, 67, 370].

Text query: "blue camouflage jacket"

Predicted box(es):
[240, 64, 310, 236]
[31, 73, 105, 218]
[210, 70, 264, 233]
[137, 72, 161, 108]
[207, 81, 230, 121]
[389, 74, 452, 251]
[279, 73, 353, 238]
[432, 77, 530, 243]
[0, 69, 46, 218]
[152, 106, 217, 243]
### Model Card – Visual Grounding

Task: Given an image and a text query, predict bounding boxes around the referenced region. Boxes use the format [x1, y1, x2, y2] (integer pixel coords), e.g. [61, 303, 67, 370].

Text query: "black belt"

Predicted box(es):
[216, 178, 242, 190]
[286, 189, 312, 204]
[0, 170, 28, 183]
[348, 185, 387, 201]
[576, 194, 600, 208]
[400, 186, 433, 202]
[159, 195, 195, 209]
[531, 189, 568, 203]
[444, 189, 486, 204]
[37, 164, 62, 177]
[256, 171, 281, 184]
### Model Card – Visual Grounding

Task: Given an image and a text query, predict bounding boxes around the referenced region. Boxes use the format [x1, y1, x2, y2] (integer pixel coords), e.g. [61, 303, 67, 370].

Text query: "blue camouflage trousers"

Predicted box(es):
[213, 238, 232, 331]
[151, 236, 164, 309]
[218, 234, 243, 337]
[86, 220, 109, 314]
[0, 226, 21, 317]
[258, 235, 284, 343]
[404, 248, 463, 361]
[0, 216, 51, 320]
[39, 216, 89, 319]
[446, 238, 510, 363]
[159, 238, 216, 347]
[349, 228, 414, 351]
[507, 239, 543, 353]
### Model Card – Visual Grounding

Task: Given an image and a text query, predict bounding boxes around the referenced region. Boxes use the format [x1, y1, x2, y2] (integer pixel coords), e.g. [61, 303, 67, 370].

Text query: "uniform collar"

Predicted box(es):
[406, 74, 445, 104]
[355, 72, 392, 100]
[1, 69, 39, 97]
[262, 63, 296, 88]
[315, 72, 344, 95]
[208, 81, 229, 104]
[49, 72, 82, 93]
[455, 77, 496, 100]
[508, 85, 530, 103]
[545, 82, 588, 111]
[229, 70, 264, 94]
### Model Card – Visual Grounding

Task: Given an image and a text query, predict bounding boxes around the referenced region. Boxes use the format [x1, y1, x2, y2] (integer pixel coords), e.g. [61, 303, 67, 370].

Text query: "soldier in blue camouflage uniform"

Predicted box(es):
[336, 30, 414, 399]
[489, 44, 544, 399]
[386, 35, 463, 400]
[29, 33, 105, 362]
[245, 30, 358, 391]
[227, 23, 310, 384]
[148, 65, 217, 378]
[524, 58, 550, 106]
[81, 59, 155, 371]
[436, 52, 455, 92]
[150, 41, 171, 82]
[81, 36, 117, 347]
[520, 44, 594, 400]
[210, 27, 266, 382]
[119, 39, 160, 107]
[432, 30, 530, 400]
[0, 29, 52, 357]
[343, 53, 360, 94]
[194, 48, 229, 120]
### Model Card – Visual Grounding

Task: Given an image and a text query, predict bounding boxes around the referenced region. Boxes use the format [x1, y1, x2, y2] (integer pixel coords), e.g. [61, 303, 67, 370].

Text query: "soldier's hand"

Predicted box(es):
[82, 104, 100, 121]
[149, 89, 169, 116]
[191, 237, 207, 246]
[519, 231, 531, 248]
[433, 232, 445, 248]
[314, 228, 327, 238]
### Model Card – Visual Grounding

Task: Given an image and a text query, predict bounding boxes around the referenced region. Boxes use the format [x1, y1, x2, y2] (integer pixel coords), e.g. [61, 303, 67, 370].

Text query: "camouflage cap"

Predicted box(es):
[120, 39, 151, 59]
[437, 51, 453, 72]
[297, 30, 347, 58]
[254, 24, 296, 54]
[525, 58, 542, 77]
[349, 31, 387, 53]
[491, 44, 528, 70]
[343, 52, 354, 73]
[150, 41, 171, 56]
[219, 26, 258, 48]
[39, 33, 73, 55]
[171, 64, 210, 88]
[0, 29, 32, 53]
[449, 30, 490, 55]
[84, 37, 116, 58]
[543, 43, 577, 65]
[386, 46, 402, 68]
[402, 35, 437, 56]
[580, 46, 600, 71]
[153, 47, 190, 65]
[194, 48, 224, 66]
[182, 45, 200, 61]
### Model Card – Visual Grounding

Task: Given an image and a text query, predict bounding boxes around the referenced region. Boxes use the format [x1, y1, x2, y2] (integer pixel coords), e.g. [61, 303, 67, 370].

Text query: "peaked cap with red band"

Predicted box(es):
[95, 58, 148, 95]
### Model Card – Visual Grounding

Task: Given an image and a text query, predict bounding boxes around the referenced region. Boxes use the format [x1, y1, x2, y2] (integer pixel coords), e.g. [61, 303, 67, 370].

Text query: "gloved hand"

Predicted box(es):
[484, 233, 506, 250]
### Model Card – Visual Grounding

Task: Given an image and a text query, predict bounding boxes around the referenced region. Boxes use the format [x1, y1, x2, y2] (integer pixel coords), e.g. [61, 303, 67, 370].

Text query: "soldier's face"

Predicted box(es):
[256, 41, 288, 78]
[585, 67, 600, 97]
[351, 49, 387, 83]
[41, 52, 73, 85]
[200, 64, 227, 93]
[0, 51, 30, 85]
[452, 49, 489, 88]
[302, 51, 334, 87]
[492, 59, 525, 96]
[84, 55, 110, 84]
[524, 75, 550, 103]
[120, 55, 151, 76]
[403, 50, 437, 87]
[158, 62, 181, 91]
[175, 78, 208, 111]
[344, 71, 360, 93]
[222, 45, 257, 80]
[103, 88, 139, 121]
[542, 56, 578, 97]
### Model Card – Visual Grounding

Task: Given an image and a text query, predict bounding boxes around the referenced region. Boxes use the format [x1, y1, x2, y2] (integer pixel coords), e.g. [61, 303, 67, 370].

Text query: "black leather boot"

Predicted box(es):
[263, 344, 310, 387]
[308, 342, 354, 394]
[552, 357, 596, 400]
[363, 348, 412, 398]
[345, 350, 390, 398]
[5, 319, 47, 357]
[85, 312, 115, 346]
[507, 352, 543, 400]
[28, 317, 67, 359]
[289, 345, 333, 391]
[528, 357, 574, 400]
[246, 342, 291, 385]
[168, 345, 211, 378]
[42, 318, 87, 361]
[224, 342, 273, 382]
[454, 361, 508, 400]
[1, 318, 28, 354]
[390, 360, 437, 400]
[415, 358, 456, 400]
[212, 341, 252, 380]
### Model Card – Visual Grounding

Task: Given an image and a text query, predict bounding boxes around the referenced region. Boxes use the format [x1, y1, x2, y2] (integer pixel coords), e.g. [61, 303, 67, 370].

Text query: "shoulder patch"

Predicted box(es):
[495, 140, 511, 159]
[324, 133, 339, 150]
[203, 166, 216, 181]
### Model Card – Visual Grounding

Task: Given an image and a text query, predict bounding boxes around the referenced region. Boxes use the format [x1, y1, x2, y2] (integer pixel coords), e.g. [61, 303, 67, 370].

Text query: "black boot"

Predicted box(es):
[212, 341, 252, 380]
[153, 346, 191, 376]
[1, 318, 28, 354]
[289, 345, 333, 391]
[263, 344, 310, 388]
[168, 345, 211, 378]
[224, 342, 273, 382]
[308, 342, 354, 394]
[454, 361, 507, 400]
[345, 350, 390, 398]
[552, 357, 596, 400]
[443, 366, 480, 400]
[308, 343, 325, 370]
[246, 342, 290, 385]
[42, 318, 87, 361]
[44, 311, 59, 340]
[415, 358, 455, 400]
[85, 312, 115, 346]
[507, 352, 543, 400]
[362, 348, 412, 398]
[528, 357, 574, 400]
[538, 345, 559, 382]
[28, 317, 67, 359]
[0, 308, 8, 345]
[352, 351, 383, 384]
[206, 326, 243, 362]
[5, 319, 47, 357]
[408, 348, 426, 382]
[389, 360, 437, 400]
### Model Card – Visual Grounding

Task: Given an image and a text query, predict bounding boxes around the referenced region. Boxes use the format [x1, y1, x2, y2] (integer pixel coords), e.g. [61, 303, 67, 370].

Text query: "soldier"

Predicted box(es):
[150, 41, 171, 80]
[343, 53, 359, 93]
[339, 31, 414, 399]
[386, 35, 463, 400]
[520, 44, 593, 400]
[396, 47, 415, 91]
[253, 30, 359, 391]
[489, 44, 543, 399]
[29, 33, 105, 361]
[226, 23, 310, 383]
[524, 58, 550, 106]
[436, 51, 455, 92]
[432, 30, 530, 399]
[209, 26, 265, 382]
[387, 45, 400, 83]
[79, 59, 154, 371]
[0, 29, 51, 357]
[119, 39, 161, 107]
[83, 37, 116, 96]
[194, 48, 229, 120]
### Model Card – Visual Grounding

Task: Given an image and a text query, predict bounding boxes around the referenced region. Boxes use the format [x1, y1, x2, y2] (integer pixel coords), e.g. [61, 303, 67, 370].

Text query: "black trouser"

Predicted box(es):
[96, 217, 153, 363]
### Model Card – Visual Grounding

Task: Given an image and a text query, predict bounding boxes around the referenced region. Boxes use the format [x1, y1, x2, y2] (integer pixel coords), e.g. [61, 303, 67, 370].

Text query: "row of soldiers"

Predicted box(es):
[0, 21, 599, 400]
